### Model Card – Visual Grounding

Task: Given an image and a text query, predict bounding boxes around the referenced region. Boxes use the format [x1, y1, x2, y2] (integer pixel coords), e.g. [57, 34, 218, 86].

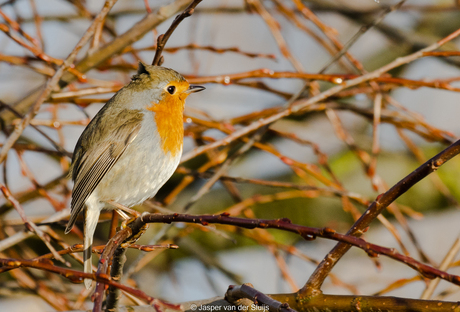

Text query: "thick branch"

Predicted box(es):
[139, 210, 460, 288]
[226, 284, 295, 312]
[302, 139, 460, 292]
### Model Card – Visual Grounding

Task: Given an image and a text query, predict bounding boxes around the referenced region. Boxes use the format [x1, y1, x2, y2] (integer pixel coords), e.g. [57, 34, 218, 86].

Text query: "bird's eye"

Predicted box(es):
[167, 85, 176, 94]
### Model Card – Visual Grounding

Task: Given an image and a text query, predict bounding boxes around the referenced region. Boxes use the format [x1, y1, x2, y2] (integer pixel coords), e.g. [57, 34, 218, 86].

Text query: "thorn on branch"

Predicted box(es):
[301, 233, 316, 241]
[225, 283, 295, 312]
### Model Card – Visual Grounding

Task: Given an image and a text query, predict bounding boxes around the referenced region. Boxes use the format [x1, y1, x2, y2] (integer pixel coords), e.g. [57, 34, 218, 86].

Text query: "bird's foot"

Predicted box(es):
[106, 200, 141, 231]
[106, 200, 140, 219]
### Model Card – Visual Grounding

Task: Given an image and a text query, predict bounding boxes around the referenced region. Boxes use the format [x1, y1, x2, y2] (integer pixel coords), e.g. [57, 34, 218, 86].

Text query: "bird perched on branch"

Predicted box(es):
[64, 63, 205, 288]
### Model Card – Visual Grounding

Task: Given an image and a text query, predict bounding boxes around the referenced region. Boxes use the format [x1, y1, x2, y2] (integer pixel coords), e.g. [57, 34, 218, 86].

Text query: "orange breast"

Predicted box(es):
[147, 95, 184, 157]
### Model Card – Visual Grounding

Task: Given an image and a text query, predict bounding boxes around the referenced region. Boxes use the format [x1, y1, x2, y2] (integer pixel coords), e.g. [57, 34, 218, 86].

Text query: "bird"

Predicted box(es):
[64, 62, 205, 288]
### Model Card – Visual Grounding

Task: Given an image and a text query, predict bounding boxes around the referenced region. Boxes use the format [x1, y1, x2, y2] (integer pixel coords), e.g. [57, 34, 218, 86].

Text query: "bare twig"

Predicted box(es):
[0, 0, 119, 165]
[0, 184, 66, 263]
[0, 100, 72, 158]
[318, 0, 407, 73]
[302, 138, 460, 292]
[247, 0, 304, 73]
[181, 26, 460, 162]
[0, 0, 192, 124]
[93, 227, 131, 312]
[151, 0, 202, 66]
[420, 236, 460, 299]
[0, 256, 180, 309]
[139, 212, 460, 288]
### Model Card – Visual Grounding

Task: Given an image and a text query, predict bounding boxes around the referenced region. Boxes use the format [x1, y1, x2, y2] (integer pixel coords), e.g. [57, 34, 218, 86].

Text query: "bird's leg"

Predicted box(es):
[117, 209, 130, 220]
[106, 200, 140, 218]
[106, 200, 141, 230]
[106, 200, 148, 246]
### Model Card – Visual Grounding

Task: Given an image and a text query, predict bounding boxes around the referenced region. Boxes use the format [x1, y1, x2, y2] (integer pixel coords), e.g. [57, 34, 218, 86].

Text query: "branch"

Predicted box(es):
[181, 26, 460, 163]
[0, 185, 66, 263]
[94, 218, 151, 312]
[0, 0, 119, 165]
[151, 0, 202, 66]
[92, 227, 129, 311]
[0, 100, 72, 158]
[139, 210, 460, 288]
[226, 284, 295, 312]
[0, 256, 177, 307]
[302, 139, 460, 292]
[0, 0, 192, 124]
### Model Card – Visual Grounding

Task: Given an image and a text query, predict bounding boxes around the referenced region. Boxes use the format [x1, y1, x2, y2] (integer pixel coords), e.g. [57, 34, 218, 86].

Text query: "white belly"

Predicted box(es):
[88, 117, 182, 209]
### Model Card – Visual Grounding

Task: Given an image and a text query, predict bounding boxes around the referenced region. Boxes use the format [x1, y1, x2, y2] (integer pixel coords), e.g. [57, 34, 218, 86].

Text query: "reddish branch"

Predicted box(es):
[129, 43, 276, 59]
[104, 239, 131, 311]
[3, 2, 460, 310]
[0, 0, 119, 165]
[247, 0, 304, 72]
[139, 211, 460, 288]
[0, 185, 66, 263]
[93, 227, 131, 312]
[0, 100, 72, 157]
[94, 218, 150, 311]
[0, 256, 179, 309]
[302, 139, 460, 293]
[186, 69, 460, 92]
[0, 243, 177, 274]
[181, 23, 460, 163]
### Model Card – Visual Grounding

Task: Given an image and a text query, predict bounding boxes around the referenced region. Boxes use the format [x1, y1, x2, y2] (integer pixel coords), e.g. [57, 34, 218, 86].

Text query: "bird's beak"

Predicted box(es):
[186, 85, 206, 94]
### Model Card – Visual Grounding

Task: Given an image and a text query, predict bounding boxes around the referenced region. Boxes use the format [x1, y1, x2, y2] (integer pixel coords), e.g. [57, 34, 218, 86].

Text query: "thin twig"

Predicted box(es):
[318, 0, 407, 74]
[0, 100, 72, 158]
[302, 138, 460, 292]
[181, 27, 460, 163]
[151, 0, 202, 66]
[0, 0, 192, 124]
[420, 236, 460, 299]
[93, 227, 132, 312]
[0, 184, 66, 263]
[0, 0, 119, 165]
[0, 256, 180, 310]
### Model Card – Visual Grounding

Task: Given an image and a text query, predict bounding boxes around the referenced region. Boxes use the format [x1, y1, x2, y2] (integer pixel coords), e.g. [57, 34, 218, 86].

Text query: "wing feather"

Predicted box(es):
[65, 110, 143, 233]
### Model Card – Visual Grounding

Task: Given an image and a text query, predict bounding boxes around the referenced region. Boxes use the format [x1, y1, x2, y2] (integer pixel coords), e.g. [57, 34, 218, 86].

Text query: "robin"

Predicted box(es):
[64, 62, 205, 288]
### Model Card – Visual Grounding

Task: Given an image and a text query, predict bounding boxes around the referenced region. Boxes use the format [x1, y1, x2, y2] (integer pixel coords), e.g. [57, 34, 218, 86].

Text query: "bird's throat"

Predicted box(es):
[147, 98, 184, 157]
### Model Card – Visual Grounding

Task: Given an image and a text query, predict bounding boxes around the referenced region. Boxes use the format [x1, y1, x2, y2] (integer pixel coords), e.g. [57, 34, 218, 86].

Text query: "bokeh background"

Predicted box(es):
[2, 0, 460, 310]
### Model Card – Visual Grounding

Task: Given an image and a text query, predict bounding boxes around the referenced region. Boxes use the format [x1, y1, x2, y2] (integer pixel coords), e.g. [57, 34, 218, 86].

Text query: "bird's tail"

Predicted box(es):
[84, 207, 100, 289]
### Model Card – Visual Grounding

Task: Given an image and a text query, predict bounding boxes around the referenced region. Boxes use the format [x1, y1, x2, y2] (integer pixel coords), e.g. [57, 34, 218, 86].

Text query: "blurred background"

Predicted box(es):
[2, 0, 460, 310]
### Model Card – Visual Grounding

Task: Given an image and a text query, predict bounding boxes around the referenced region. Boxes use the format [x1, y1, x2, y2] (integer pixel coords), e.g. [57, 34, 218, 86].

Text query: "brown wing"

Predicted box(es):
[65, 109, 143, 233]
